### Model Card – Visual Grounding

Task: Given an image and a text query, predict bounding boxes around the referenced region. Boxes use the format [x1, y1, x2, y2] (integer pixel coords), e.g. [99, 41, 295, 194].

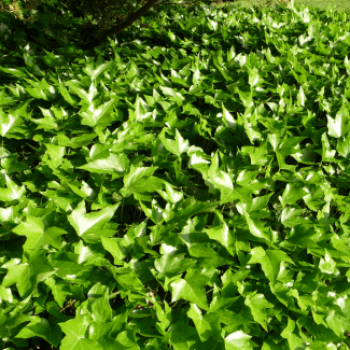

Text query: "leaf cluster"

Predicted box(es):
[1, 1, 350, 350]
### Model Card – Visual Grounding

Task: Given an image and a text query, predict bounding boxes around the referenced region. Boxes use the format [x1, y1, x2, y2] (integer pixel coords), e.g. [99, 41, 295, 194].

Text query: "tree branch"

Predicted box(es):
[79, 0, 158, 51]
[78, 0, 240, 51]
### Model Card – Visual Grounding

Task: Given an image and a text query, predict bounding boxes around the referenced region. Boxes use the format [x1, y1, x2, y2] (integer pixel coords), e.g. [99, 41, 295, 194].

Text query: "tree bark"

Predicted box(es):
[79, 0, 158, 51]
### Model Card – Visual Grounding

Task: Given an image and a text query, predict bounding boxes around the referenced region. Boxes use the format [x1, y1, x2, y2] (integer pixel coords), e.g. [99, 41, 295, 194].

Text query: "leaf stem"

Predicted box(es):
[120, 196, 124, 226]
[138, 207, 142, 224]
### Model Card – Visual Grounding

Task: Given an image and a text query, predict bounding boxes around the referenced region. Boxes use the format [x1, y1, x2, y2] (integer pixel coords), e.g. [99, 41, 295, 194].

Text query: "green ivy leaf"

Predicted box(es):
[2, 250, 55, 298]
[0, 171, 26, 202]
[319, 249, 337, 275]
[59, 317, 103, 350]
[16, 317, 62, 347]
[78, 153, 129, 176]
[13, 216, 66, 251]
[327, 103, 350, 138]
[281, 319, 305, 349]
[155, 253, 196, 278]
[68, 201, 120, 240]
[187, 304, 221, 341]
[248, 247, 294, 283]
[225, 331, 253, 350]
[159, 128, 190, 157]
[170, 272, 209, 310]
[244, 293, 273, 331]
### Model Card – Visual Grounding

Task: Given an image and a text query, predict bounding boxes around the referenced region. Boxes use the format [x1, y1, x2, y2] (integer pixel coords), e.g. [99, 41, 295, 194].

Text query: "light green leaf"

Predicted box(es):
[80, 98, 119, 127]
[78, 153, 129, 176]
[281, 319, 305, 349]
[297, 85, 306, 107]
[193, 68, 202, 85]
[327, 104, 349, 139]
[84, 57, 113, 81]
[244, 293, 273, 331]
[208, 151, 234, 203]
[59, 316, 103, 350]
[68, 201, 119, 239]
[87, 294, 112, 323]
[187, 304, 221, 342]
[101, 237, 127, 265]
[155, 253, 196, 277]
[164, 197, 219, 224]
[121, 166, 163, 197]
[16, 317, 62, 347]
[0, 171, 26, 202]
[238, 204, 271, 242]
[248, 67, 264, 87]
[326, 308, 350, 337]
[2, 250, 55, 298]
[280, 207, 307, 227]
[248, 247, 294, 284]
[319, 250, 337, 275]
[68, 82, 98, 103]
[222, 103, 237, 129]
[44, 143, 66, 168]
[124, 166, 158, 189]
[170, 278, 208, 310]
[155, 300, 171, 334]
[0, 110, 24, 137]
[205, 222, 235, 256]
[126, 60, 139, 81]
[249, 192, 274, 212]
[13, 216, 66, 251]
[225, 331, 253, 350]
[159, 128, 189, 157]
[165, 183, 183, 204]
[44, 278, 73, 308]
[321, 132, 336, 162]
[280, 182, 309, 207]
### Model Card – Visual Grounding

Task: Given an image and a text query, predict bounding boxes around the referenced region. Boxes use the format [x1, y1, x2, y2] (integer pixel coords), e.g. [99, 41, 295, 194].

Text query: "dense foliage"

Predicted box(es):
[1, 1, 350, 349]
[0, 0, 214, 45]
[0, 0, 154, 42]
